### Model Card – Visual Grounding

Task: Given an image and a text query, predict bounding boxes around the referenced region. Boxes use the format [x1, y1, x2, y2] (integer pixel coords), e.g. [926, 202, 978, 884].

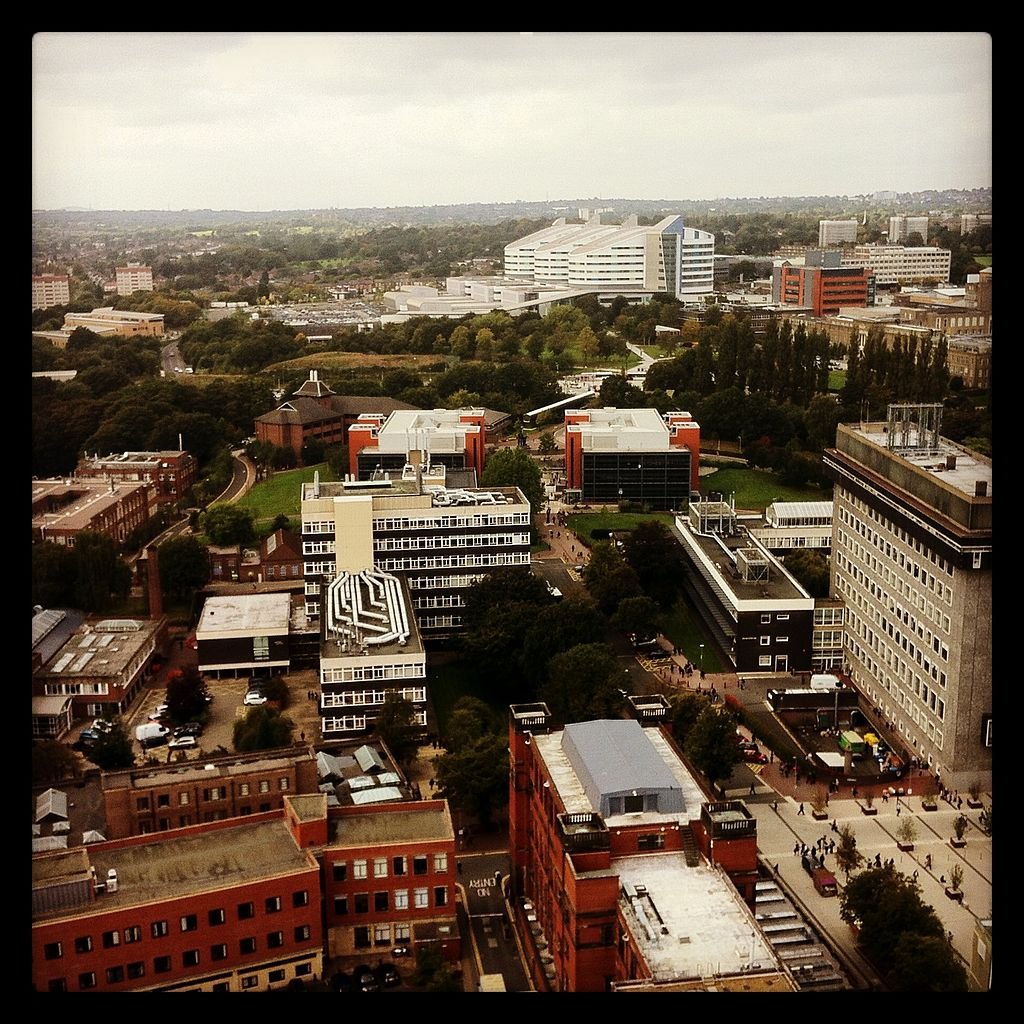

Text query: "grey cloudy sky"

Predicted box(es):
[32, 32, 991, 212]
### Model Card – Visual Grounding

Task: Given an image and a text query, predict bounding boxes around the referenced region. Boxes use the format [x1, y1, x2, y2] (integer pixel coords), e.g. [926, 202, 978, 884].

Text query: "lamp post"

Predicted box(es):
[699, 643, 705, 675]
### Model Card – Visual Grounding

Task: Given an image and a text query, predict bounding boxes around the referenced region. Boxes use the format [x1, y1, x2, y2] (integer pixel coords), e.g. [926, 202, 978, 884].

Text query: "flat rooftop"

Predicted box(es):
[329, 802, 452, 847]
[196, 593, 292, 636]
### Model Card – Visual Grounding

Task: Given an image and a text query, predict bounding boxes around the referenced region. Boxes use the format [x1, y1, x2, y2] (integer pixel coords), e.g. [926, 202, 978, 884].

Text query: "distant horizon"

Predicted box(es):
[34, 185, 992, 216]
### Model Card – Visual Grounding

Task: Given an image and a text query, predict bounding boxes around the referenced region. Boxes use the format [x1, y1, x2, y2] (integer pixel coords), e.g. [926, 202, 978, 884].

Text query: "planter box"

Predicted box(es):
[921, 802, 938, 812]
[812, 810, 829, 821]
[897, 842, 914, 852]
[945, 888, 964, 902]
[950, 838, 966, 849]
[967, 799, 983, 809]
[861, 806, 878, 816]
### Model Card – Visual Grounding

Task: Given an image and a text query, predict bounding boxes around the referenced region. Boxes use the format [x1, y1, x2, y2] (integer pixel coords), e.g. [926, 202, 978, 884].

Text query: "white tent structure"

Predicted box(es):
[34, 788, 68, 824]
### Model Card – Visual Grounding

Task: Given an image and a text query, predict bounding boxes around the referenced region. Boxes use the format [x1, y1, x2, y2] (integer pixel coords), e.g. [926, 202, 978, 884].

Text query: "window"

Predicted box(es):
[414, 888, 429, 909]
[292, 890, 309, 908]
[238, 901, 255, 920]
[211, 943, 228, 961]
[136, 797, 150, 811]
[253, 636, 270, 660]
[269, 969, 286, 983]
[395, 889, 409, 910]
[154, 955, 172, 974]
[265, 896, 282, 913]
[102, 930, 120, 949]
[182, 949, 200, 967]
[334, 895, 348, 915]
[158, 794, 170, 807]
[151, 920, 169, 938]
[393, 856, 407, 876]
[208, 908, 226, 926]
[267, 931, 284, 949]
[204, 787, 224, 801]
[124, 925, 142, 944]
[241, 975, 259, 989]
[239, 782, 250, 796]
[759, 636, 771, 646]
[776, 636, 789, 644]
[375, 925, 391, 946]
[78, 972, 97, 990]
[240, 937, 257, 954]
[333, 862, 347, 882]
[106, 966, 125, 984]
[354, 893, 369, 913]
[353, 859, 368, 879]
[179, 792, 189, 805]
[434, 886, 448, 907]
[637, 833, 666, 850]
[375, 891, 389, 912]
[374, 857, 388, 878]
[624, 793, 644, 813]
[74, 935, 93, 954]
[760, 613, 771, 624]
[44, 941, 62, 960]
[434, 852, 448, 873]
[127, 961, 145, 980]
[354, 927, 371, 949]
[278, 777, 289, 791]
[413, 854, 428, 875]
[395, 924, 411, 943]
[294, 925, 311, 942]
[258, 780, 270, 794]
[180, 914, 198, 932]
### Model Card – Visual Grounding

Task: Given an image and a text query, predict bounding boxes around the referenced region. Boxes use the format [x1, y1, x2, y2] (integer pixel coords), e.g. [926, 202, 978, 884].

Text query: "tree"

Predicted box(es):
[233, 705, 295, 752]
[32, 740, 81, 785]
[667, 692, 709, 747]
[833, 823, 864, 881]
[88, 720, 137, 771]
[72, 531, 132, 612]
[374, 692, 420, 768]
[896, 817, 918, 847]
[683, 705, 742, 787]
[199, 502, 257, 546]
[885, 932, 969, 992]
[480, 446, 545, 513]
[32, 541, 78, 608]
[165, 666, 212, 723]
[521, 595, 608, 689]
[537, 431, 557, 454]
[840, 865, 945, 965]
[583, 540, 643, 616]
[434, 731, 509, 828]
[782, 549, 831, 598]
[158, 535, 211, 601]
[609, 594, 663, 640]
[621, 521, 687, 608]
[538, 642, 627, 725]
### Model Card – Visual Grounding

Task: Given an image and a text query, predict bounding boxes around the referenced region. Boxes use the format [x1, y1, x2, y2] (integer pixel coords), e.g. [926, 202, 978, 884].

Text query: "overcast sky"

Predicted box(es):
[32, 32, 991, 212]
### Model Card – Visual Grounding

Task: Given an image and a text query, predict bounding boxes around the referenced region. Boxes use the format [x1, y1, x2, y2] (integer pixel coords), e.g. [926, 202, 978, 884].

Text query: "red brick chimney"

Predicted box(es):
[146, 545, 163, 619]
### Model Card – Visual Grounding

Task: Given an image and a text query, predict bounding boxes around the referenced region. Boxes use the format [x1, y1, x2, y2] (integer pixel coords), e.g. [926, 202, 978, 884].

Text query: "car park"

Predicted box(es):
[168, 735, 197, 750]
[243, 690, 267, 706]
[352, 965, 379, 992]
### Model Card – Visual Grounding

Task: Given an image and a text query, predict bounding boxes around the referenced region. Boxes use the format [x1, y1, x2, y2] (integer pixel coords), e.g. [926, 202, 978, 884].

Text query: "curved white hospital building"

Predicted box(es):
[504, 214, 715, 299]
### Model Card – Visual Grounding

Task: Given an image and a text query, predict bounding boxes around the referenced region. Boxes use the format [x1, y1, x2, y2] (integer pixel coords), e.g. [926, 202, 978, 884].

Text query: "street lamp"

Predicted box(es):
[699, 644, 705, 674]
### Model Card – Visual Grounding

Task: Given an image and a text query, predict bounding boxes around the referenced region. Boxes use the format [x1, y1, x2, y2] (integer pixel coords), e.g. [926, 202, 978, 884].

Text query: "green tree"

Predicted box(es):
[833, 823, 864, 881]
[480, 446, 545, 513]
[840, 865, 945, 965]
[537, 431, 557, 454]
[72, 531, 132, 612]
[683, 704, 742, 787]
[885, 932, 969, 992]
[200, 502, 257, 546]
[621, 521, 687, 609]
[538, 643, 626, 725]
[667, 691, 709, 748]
[521, 595, 608, 690]
[32, 541, 78, 608]
[781, 549, 831, 598]
[609, 594, 663, 640]
[374, 692, 420, 769]
[89, 720, 137, 771]
[32, 740, 82, 785]
[233, 705, 295, 752]
[434, 731, 509, 828]
[158, 535, 211, 601]
[583, 540, 643, 616]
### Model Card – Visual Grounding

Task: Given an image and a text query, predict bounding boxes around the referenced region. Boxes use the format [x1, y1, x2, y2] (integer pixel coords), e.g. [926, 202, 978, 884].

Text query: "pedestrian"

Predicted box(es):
[913, 870, 919, 881]
[957, 796, 963, 809]
[925, 854, 932, 869]
[797, 802, 805, 816]
[940, 875, 946, 885]
[299, 731, 305, 742]
[831, 819, 837, 832]
[794, 841, 800, 855]
[749, 782, 756, 796]
[773, 801, 779, 813]
[882, 790, 888, 803]
[896, 804, 901, 817]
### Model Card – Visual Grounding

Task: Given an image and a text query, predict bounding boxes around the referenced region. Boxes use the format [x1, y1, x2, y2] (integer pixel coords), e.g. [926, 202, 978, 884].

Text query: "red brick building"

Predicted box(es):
[774, 262, 874, 316]
[508, 700, 789, 992]
[75, 450, 198, 508]
[32, 477, 153, 547]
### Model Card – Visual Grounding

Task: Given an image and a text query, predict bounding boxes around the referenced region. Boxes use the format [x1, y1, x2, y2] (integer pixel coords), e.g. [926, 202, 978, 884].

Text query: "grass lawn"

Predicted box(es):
[698, 466, 829, 509]
[658, 599, 727, 674]
[236, 463, 337, 532]
[566, 510, 673, 542]
[828, 369, 846, 391]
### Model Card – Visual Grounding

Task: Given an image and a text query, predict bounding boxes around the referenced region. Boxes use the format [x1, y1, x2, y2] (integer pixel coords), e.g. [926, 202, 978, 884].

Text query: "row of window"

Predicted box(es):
[321, 686, 426, 707]
[376, 553, 530, 571]
[50, 929, 314, 991]
[135, 776, 289, 811]
[321, 662, 426, 683]
[335, 887, 447, 914]
[374, 532, 529, 551]
[323, 710, 427, 733]
[43, 894, 312, 962]
[334, 852, 447, 880]
[373, 513, 529, 531]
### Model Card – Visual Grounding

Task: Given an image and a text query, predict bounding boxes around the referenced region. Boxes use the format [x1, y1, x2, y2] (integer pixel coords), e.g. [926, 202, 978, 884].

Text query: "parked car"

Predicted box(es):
[352, 965, 379, 992]
[738, 742, 768, 764]
[628, 633, 660, 651]
[375, 962, 400, 987]
[330, 971, 354, 993]
[73, 729, 102, 750]
[148, 703, 169, 721]
[168, 735, 197, 750]
[90, 719, 114, 733]
[174, 722, 203, 738]
[243, 690, 267, 706]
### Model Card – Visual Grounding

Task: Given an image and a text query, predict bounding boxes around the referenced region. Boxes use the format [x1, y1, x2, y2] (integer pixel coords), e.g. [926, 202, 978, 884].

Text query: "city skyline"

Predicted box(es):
[32, 32, 991, 212]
